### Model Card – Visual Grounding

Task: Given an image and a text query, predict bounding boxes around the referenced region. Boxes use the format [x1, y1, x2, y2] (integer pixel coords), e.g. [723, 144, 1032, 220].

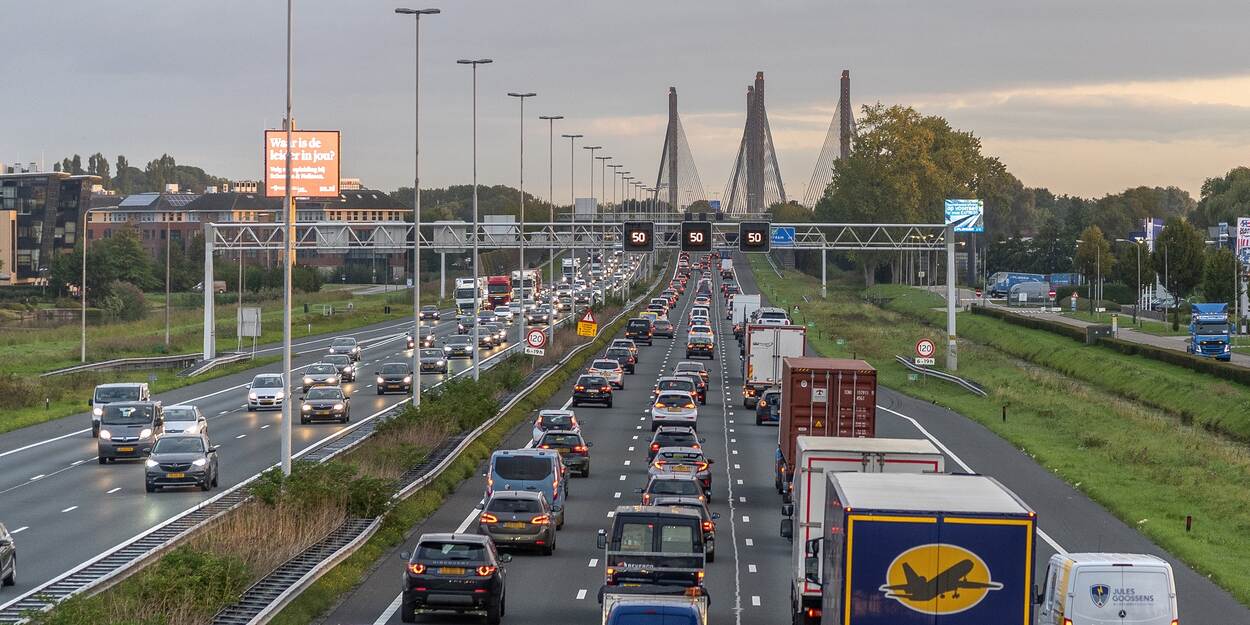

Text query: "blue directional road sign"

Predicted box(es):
[771, 226, 796, 248]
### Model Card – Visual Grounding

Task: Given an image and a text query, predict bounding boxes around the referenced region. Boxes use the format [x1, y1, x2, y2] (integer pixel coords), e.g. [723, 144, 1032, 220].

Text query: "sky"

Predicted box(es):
[5, 0, 1250, 202]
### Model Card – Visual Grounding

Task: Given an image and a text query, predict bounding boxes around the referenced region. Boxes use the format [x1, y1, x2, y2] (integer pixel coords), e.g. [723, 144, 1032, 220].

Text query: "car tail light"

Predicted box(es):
[654, 460, 667, 468]
[574, 385, 585, 391]
[758, 399, 767, 408]
[696, 461, 709, 471]
[641, 493, 651, 504]
[696, 569, 705, 582]
[805, 607, 822, 618]
[480, 513, 499, 524]
[600, 386, 612, 392]
[531, 514, 550, 525]
[654, 402, 664, 409]
[687, 343, 695, 349]
[703, 521, 714, 532]
[407, 562, 426, 575]
[552, 478, 560, 500]
[1062, 620, 1072, 625]
[539, 444, 550, 449]
[476, 565, 497, 577]
[486, 475, 493, 497]
[684, 403, 696, 409]
[650, 443, 660, 452]
[572, 445, 588, 453]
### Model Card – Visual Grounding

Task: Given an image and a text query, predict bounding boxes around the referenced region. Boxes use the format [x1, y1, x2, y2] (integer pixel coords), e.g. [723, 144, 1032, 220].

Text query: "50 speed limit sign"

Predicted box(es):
[914, 338, 936, 366]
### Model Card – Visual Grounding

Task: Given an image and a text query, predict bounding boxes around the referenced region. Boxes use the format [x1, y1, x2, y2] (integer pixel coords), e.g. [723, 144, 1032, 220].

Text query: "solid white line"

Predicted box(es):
[372, 593, 403, 625]
[576, 589, 588, 600]
[70, 459, 86, 466]
[29, 474, 44, 481]
[11, 526, 27, 534]
[61, 506, 77, 513]
[106, 487, 121, 494]
[260, 424, 270, 429]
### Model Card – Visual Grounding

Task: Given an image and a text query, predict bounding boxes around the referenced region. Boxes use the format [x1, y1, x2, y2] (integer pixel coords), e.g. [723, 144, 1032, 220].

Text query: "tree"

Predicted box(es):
[144, 154, 177, 191]
[70, 154, 83, 175]
[115, 155, 132, 194]
[1112, 239, 1154, 295]
[88, 153, 111, 188]
[1192, 167, 1250, 228]
[1202, 248, 1237, 304]
[1152, 217, 1206, 328]
[1075, 225, 1114, 296]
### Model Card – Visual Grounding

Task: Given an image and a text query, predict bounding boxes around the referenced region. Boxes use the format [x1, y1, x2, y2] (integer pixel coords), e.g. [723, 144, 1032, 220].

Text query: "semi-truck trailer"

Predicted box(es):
[743, 324, 807, 408]
[776, 358, 877, 500]
[731, 294, 762, 335]
[781, 436, 945, 625]
[486, 275, 513, 309]
[811, 472, 1037, 625]
[511, 269, 541, 306]
[1187, 302, 1231, 361]
[562, 257, 581, 282]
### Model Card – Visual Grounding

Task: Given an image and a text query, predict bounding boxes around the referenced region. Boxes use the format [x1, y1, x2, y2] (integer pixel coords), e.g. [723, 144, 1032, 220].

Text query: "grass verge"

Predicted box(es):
[752, 256, 1250, 606]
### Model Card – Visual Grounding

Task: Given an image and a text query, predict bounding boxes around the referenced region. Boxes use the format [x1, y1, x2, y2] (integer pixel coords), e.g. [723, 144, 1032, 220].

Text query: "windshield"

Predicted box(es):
[657, 394, 694, 408]
[593, 360, 619, 370]
[580, 376, 607, 387]
[306, 388, 342, 400]
[420, 350, 443, 359]
[102, 404, 155, 425]
[493, 456, 554, 481]
[541, 433, 582, 447]
[422, 305, 437, 311]
[650, 480, 700, 497]
[415, 542, 486, 562]
[163, 407, 197, 422]
[488, 284, 510, 294]
[659, 380, 694, 393]
[253, 376, 283, 388]
[655, 431, 695, 446]
[95, 387, 141, 402]
[459, 317, 475, 325]
[1195, 322, 1227, 335]
[323, 355, 350, 365]
[659, 451, 704, 463]
[152, 436, 205, 454]
[331, 339, 355, 347]
[455, 288, 476, 299]
[380, 363, 409, 374]
[487, 497, 542, 514]
[448, 337, 471, 346]
[539, 414, 575, 429]
[309, 364, 337, 374]
[676, 364, 703, 374]
[760, 311, 787, 320]
[607, 349, 630, 358]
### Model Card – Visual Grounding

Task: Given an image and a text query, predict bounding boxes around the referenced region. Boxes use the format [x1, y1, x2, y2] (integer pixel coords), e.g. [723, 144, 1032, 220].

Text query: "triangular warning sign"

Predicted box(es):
[580, 309, 596, 324]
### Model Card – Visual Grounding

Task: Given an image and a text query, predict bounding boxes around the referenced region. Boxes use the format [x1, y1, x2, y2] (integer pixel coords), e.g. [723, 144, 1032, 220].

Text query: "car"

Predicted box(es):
[571, 374, 613, 408]
[688, 324, 714, 340]
[300, 386, 350, 424]
[638, 473, 705, 505]
[444, 335, 474, 358]
[639, 310, 661, 325]
[610, 338, 640, 360]
[162, 404, 207, 435]
[144, 432, 219, 492]
[653, 318, 676, 338]
[478, 491, 557, 555]
[723, 283, 740, 297]
[525, 307, 552, 325]
[320, 353, 357, 382]
[531, 409, 580, 443]
[247, 374, 286, 411]
[650, 297, 671, 311]
[410, 325, 437, 349]
[669, 370, 707, 405]
[647, 425, 703, 461]
[478, 310, 499, 326]
[537, 429, 593, 477]
[557, 295, 574, 312]
[376, 362, 414, 395]
[89, 382, 151, 438]
[0, 522, 15, 587]
[753, 307, 791, 325]
[301, 363, 341, 392]
[756, 388, 781, 425]
[588, 358, 626, 389]
[649, 447, 713, 500]
[478, 328, 498, 348]
[400, 533, 510, 624]
[624, 318, 654, 345]
[675, 361, 709, 386]
[651, 376, 699, 404]
[456, 315, 476, 334]
[486, 449, 567, 528]
[688, 306, 710, 322]
[494, 306, 514, 323]
[484, 322, 508, 345]
[686, 336, 715, 359]
[651, 391, 698, 431]
[418, 348, 449, 374]
[646, 303, 667, 316]
[694, 296, 711, 308]
[650, 495, 720, 562]
[328, 337, 361, 361]
[605, 346, 637, 374]
[97, 401, 164, 464]
[419, 305, 441, 321]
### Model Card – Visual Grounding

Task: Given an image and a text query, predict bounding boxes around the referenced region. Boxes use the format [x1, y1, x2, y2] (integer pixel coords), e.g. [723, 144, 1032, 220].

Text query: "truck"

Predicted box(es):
[601, 586, 708, 625]
[454, 277, 485, 315]
[720, 258, 733, 278]
[597, 505, 707, 602]
[742, 324, 807, 408]
[486, 275, 513, 309]
[562, 257, 581, 282]
[776, 358, 877, 499]
[807, 472, 1036, 625]
[511, 269, 541, 306]
[987, 271, 1046, 298]
[780, 437, 945, 625]
[1187, 302, 1231, 361]
[731, 294, 762, 334]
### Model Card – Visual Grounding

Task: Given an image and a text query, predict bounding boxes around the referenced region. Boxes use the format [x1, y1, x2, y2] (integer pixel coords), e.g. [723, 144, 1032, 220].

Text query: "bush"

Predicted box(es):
[99, 281, 148, 321]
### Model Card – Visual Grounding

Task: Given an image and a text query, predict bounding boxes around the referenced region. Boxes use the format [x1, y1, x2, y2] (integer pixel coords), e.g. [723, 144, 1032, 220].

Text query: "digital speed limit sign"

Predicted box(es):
[681, 221, 713, 252]
[622, 221, 654, 252]
[738, 221, 770, 253]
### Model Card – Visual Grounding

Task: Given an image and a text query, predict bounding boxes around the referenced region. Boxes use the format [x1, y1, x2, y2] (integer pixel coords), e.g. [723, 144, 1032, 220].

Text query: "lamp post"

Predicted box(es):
[562, 134, 582, 211]
[508, 91, 536, 346]
[280, 0, 295, 475]
[607, 164, 622, 213]
[457, 57, 493, 381]
[540, 115, 562, 283]
[165, 205, 171, 347]
[595, 155, 611, 286]
[582, 145, 600, 270]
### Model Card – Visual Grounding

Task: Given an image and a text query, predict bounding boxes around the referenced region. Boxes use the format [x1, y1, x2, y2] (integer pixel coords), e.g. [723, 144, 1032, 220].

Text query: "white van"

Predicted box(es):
[1036, 553, 1178, 625]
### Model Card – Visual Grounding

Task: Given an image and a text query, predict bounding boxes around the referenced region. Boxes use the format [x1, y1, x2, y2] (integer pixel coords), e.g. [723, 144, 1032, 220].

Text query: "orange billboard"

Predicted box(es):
[264, 130, 341, 198]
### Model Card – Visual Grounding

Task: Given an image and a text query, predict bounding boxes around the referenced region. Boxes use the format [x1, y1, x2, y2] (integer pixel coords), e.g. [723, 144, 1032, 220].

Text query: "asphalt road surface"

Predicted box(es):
[320, 254, 1248, 625]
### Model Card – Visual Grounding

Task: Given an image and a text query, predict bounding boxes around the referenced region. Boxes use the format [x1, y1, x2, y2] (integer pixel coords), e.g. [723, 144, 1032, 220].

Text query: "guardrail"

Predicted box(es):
[209, 261, 670, 625]
[894, 355, 988, 397]
[180, 352, 254, 377]
[40, 353, 202, 378]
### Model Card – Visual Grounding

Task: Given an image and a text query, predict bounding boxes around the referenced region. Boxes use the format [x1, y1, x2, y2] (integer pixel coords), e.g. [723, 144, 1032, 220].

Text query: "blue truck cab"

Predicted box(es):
[1187, 302, 1231, 361]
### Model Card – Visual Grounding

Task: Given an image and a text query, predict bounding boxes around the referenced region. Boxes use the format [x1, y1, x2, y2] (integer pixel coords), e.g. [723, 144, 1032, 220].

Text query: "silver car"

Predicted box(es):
[301, 363, 341, 392]
[247, 374, 286, 411]
[648, 447, 713, 501]
[162, 405, 207, 436]
[531, 409, 580, 444]
[328, 337, 361, 361]
[0, 522, 15, 587]
[650, 391, 698, 431]
[478, 490, 556, 555]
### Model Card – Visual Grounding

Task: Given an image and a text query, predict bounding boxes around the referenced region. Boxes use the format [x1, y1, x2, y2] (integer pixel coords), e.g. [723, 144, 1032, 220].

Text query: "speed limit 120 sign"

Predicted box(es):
[915, 338, 935, 358]
[525, 329, 548, 349]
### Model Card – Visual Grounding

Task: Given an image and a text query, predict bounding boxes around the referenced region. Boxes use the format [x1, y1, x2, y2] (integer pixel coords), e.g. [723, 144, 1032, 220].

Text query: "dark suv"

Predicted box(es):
[401, 533, 511, 624]
[605, 346, 637, 374]
[572, 374, 613, 408]
[624, 318, 654, 345]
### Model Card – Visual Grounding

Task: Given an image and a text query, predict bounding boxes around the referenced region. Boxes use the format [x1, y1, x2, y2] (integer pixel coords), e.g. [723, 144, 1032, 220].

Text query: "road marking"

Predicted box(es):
[372, 594, 403, 625]
[576, 589, 588, 600]
[614, 492, 621, 498]
[236, 434, 247, 439]
[734, 464, 741, 469]
[737, 479, 743, 485]
[752, 596, 761, 607]
[623, 460, 631, 466]
[607, 511, 615, 518]
[745, 538, 752, 546]
[739, 496, 746, 503]
[731, 438, 737, 443]
[742, 515, 750, 523]
[61, 506, 77, 513]
[627, 446, 634, 452]
[619, 474, 627, 481]
[106, 487, 121, 494]
[11, 526, 27, 534]
[29, 474, 44, 481]
[748, 564, 757, 573]
[71, 459, 86, 466]
[261, 424, 270, 429]
[588, 558, 598, 567]
[218, 410, 229, 415]
[631, 435, 638, 440]
[732, 449, 738, 455]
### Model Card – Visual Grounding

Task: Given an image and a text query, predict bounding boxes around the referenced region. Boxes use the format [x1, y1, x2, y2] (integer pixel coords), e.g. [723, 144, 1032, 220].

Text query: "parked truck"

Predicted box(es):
[1187, 302, 1231, 361]
[781, 436, 945, 625]
[601, 585, 708, 625]
[731, 294, 761, 333]
[809, 472, 1036, 625]
[743, 324, 806, 408]
[776, 358, 877, 499]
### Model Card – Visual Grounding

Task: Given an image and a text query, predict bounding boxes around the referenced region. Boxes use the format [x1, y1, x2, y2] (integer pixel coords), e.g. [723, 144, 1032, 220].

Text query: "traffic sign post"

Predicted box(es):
[577, 309, 598, 337]
[915, 338, 936, 367]
[525, 328, 548, 356]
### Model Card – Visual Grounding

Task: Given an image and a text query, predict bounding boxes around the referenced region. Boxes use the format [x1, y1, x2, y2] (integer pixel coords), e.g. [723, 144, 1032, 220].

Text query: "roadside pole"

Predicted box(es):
[946, 227, 958, 371]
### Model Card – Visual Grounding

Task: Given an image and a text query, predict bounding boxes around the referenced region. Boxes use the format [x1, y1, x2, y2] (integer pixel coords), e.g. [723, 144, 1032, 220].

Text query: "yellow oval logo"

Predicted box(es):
[878, 543, 1003, 614]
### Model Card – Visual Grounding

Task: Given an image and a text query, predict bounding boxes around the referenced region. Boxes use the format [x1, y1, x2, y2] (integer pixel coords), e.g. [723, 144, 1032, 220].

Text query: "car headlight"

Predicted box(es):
[377, 377, 385, 384]
[145, 458, 159, 468]
[436, 360, 445, 365]
[333, 403, 345, 411]
[99, 429, 112, 440]
[93, 407, 103, 417]
[344, 366, 353, 373]
[444, 346, 452, 352]
[403, 376, 412, 383]
[303, 377, 313, 384]
[192, 458, 208, 467]
[249, 392, 258, 400]
[139, 428, 153, 440]
[329, 377, 339, 384]
[275, 390, 285, 400]
[302, 404, 312, 411]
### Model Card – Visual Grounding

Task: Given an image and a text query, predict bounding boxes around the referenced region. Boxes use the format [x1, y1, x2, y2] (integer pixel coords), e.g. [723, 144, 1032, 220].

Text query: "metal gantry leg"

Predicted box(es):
[821, 248, 827, 299]
[945, 228, 958, 371]
[203, 225, 216, 360]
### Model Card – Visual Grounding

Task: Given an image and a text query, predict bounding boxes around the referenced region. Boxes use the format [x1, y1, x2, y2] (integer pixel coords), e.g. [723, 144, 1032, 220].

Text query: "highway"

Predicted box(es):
[320, 254, 1249, 625]
[0, 300, 547, 603]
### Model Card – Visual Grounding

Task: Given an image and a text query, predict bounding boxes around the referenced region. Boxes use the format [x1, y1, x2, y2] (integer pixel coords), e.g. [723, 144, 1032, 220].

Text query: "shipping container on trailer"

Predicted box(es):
[777, 358, 877, 496]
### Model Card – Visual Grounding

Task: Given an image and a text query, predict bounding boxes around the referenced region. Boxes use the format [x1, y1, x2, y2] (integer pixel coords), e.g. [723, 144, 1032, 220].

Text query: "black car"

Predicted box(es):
[320, 354, 357, 382]
[376, 362, 415, 394]
[144, 433, 219, 492]
[300, 386, 350, 424]
[686, 335, 715, 360]
[647, 425, 704, 461]
[624, 318, 654, 345]
[756, 388, 781, 425]
[410, 326, 437, 349]
[444, 335, 474, 359]
[456, 315, 476, 335]
[420, 305, 441, 321]
[605, 346, 637, 374]
[571, 374, 613, 408]
[401, 533, 511, 624]
[672, 372, 707, 405]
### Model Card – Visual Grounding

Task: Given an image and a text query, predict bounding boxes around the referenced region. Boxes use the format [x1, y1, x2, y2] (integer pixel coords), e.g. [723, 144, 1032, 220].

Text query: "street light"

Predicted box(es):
[607, 164, 622, 213]
[540, 115, 563, 283]
[583, 146, 601, 204]
[508, 91, 537, 347]
[395, 7, 439, 407]
[280, 0, 295, 475]
[458, 57, 493, 381]
[597, 156, 611, 215]
[561, 134, 582, 211]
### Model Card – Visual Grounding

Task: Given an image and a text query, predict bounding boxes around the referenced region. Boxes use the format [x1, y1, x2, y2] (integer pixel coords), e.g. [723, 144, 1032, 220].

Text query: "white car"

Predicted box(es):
[494, 307, 515, 322]
[531, 409, 581, 443]
[689, 324, 714, 340]
[162, 404, 208, 435]
[690, 316, 710, 328]
[651, 391, 699, 431]
[247, 373, 286, 411]
[688, 306, 710, 322]
[588, 358, 625, 389]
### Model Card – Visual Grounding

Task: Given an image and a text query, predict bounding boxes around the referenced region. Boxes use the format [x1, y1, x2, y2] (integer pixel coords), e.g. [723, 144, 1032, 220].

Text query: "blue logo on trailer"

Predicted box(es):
[771, 226, 795, 247]
[944, 199, 984, 233]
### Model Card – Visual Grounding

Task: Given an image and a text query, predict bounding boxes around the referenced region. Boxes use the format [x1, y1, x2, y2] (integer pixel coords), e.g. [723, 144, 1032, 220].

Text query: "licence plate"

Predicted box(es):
[439, 567, 466, 575]
[118, 447, 134, 452]
[555, 448, 570, 454]
[673, 465, 691, 472]
[503, 522, 526, 529]
[166, 472, 185, 479]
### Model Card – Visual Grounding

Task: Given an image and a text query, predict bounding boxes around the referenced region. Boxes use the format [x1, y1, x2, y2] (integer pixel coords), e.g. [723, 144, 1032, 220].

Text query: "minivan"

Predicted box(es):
[89, 382, 151, 437]
[97, 401, 164, 464]
[486, 449, 567, 529]
[1036, 552, 1178, 625]
[625, 318, 654, 345]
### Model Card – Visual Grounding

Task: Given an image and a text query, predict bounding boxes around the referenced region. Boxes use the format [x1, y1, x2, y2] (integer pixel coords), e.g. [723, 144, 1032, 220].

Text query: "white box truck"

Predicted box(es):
[720, 257, 733, 277]
[780, 436, 945, 625]
[454, 277, 484, 315]
[731, 293, 761, 327]
[742, 323, 806, 408]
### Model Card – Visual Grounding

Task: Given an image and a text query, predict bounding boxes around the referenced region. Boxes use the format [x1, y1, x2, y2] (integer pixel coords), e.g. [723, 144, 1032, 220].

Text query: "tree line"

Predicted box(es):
[53, 152, 228, 194]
